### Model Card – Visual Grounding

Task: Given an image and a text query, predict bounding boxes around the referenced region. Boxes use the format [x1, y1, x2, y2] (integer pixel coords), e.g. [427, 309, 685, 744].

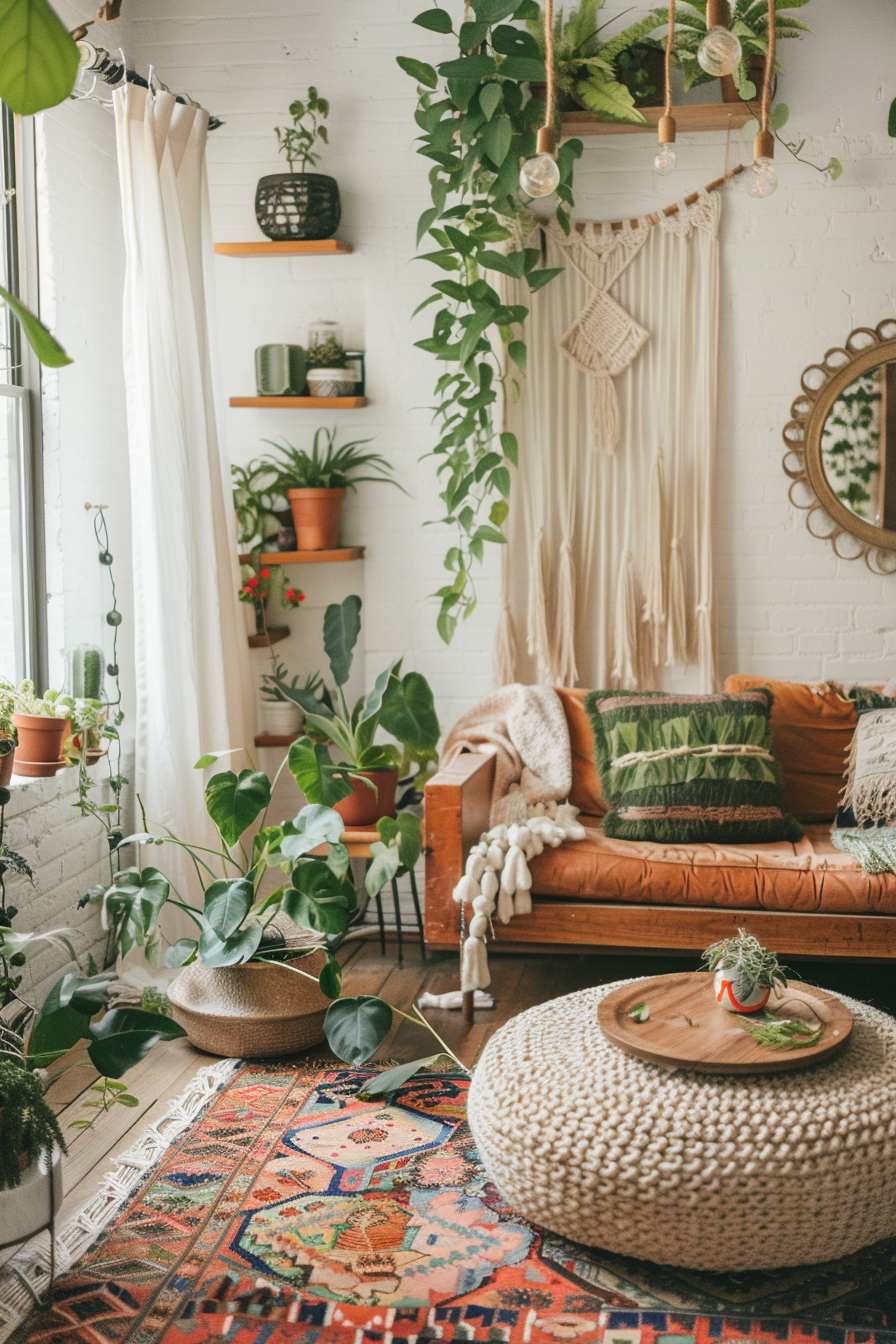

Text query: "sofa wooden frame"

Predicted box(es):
[424, 752, 896, 988]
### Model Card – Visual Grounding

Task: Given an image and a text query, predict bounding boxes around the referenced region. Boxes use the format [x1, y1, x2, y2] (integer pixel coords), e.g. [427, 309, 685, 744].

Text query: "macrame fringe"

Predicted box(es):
[453, 802, 586, 991]
[589, 370, 620, 456]
[493, 602, 518, 688]
[642, 453, 668, 667]
[553, 539, 578, 687]
[0, 1059, 239, 1342]
[526, 528, 553, 683]
[695, 600, 717, 691]
[666, 535, 689, 665]
[612, 550, 643, 689]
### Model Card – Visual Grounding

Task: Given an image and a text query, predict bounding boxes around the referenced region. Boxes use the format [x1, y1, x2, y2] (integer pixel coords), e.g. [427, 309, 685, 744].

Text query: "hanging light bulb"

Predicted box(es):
[697, 0, 742, 77]
[654, 141, 677, 175]
[747, 153, 778, 197]
[520, 127, 560, 198]
[748, 4, 778, 200]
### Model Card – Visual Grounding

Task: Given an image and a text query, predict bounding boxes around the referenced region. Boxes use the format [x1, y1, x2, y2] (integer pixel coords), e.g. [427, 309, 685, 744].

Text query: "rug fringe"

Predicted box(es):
[0, 1057, 239, 1341]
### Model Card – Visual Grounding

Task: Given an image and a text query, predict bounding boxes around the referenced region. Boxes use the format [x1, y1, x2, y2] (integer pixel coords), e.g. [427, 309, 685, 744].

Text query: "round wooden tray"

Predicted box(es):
[597, 972, 853, 1075]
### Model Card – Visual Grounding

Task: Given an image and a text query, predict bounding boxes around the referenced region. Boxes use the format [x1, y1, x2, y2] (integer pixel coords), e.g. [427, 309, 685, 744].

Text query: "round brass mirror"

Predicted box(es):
[782, 319, 896, 573]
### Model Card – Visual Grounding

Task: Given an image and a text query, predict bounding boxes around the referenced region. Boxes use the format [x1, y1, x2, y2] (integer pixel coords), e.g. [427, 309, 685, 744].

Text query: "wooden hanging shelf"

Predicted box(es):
[562, 103, 753, 137]
[230, 396, 367, 409]
[248, 625, 290, 649]
[259, 547, 364, 565]
[215, 240, 352, 256]
[255, 732, 301, 747]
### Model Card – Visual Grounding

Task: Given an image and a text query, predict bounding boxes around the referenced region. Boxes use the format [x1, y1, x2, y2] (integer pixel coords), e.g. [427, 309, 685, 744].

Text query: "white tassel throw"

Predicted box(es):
[453, 800, 587, 991]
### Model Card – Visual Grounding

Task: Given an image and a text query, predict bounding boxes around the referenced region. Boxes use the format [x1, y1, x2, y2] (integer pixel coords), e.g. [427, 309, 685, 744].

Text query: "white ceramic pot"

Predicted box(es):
[714, 968, 771, 1014]
[0, 1146, 63, 1242]
[306, 368, 356, 398]
[261, 699, 303, 736]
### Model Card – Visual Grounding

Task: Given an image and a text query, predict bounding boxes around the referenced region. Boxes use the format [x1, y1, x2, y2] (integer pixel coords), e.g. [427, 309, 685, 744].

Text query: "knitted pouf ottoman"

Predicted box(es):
[467, 981, 896, 1272]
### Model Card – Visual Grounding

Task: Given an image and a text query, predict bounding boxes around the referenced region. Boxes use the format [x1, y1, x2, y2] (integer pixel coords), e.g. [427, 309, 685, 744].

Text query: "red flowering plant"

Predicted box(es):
[239, 564, 305, 611]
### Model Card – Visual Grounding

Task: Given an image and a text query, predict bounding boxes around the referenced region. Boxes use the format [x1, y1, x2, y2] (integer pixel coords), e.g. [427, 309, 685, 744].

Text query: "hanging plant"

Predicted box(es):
[398, 0, 582, 642]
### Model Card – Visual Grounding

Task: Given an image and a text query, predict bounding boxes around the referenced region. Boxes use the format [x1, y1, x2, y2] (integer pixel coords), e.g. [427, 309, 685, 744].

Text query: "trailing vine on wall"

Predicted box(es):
[398, 0, 582, 642]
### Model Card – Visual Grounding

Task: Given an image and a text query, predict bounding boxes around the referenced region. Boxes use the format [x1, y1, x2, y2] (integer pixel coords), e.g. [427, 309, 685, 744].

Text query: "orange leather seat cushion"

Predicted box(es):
[528, 819, 896, 916]
[556, 687, 606, 817]
[723, 676, 857, 823]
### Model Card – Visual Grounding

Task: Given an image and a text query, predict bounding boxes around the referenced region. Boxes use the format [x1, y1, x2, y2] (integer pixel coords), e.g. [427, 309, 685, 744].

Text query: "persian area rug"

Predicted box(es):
[5, 1062, 896, 1344]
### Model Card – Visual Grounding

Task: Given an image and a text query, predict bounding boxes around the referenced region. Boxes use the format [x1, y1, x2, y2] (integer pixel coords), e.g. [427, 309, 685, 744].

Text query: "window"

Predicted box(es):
[0, 104, 43, 683]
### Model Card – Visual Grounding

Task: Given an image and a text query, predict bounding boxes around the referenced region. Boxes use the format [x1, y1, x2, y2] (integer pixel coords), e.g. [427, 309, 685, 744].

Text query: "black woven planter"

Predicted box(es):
[254, 173, 341, 242]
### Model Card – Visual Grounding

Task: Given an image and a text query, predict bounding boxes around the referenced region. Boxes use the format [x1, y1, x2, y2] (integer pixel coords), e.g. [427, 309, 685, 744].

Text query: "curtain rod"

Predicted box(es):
[73, 39, 223, 130]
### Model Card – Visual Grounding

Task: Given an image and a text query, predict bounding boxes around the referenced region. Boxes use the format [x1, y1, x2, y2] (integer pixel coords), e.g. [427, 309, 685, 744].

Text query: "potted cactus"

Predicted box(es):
[255, 87, 340, 243]
[702, 928, 787, 1013]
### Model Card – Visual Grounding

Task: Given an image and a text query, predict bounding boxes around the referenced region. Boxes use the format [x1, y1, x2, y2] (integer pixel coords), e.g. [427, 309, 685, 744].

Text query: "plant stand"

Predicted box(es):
[339, 827, 425, 968]
[0, 1150, 62, 1308]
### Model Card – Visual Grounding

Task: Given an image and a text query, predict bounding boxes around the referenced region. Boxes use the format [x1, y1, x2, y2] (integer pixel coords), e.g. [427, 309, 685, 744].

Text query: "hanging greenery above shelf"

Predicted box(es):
[398, 0, 582, 643]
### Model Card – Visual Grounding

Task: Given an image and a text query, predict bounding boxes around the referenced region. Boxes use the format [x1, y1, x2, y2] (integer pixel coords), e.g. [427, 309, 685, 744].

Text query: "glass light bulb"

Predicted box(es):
[697, 26, 743, 77]
[746, 156, 779, 198]
[654, 144, 677, 175]
[519, 153, 561, 198]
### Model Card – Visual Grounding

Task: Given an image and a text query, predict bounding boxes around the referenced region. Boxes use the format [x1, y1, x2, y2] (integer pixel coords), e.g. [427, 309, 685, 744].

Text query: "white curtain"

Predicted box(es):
[115, 86, 254, 904]
[495, 189, 720, 693]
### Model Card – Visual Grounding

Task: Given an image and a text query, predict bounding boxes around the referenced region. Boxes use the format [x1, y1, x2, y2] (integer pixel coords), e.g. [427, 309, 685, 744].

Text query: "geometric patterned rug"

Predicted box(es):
[5, 1061, 896, 1344]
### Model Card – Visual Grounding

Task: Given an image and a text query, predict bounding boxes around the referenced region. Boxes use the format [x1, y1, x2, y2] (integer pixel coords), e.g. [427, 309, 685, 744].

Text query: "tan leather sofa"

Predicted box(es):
[424, 679, 896, 961]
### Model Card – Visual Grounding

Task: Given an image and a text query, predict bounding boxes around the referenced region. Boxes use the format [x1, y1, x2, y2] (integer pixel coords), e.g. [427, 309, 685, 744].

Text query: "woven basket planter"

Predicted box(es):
[168, 950, 329, 1057]
[254, 173, 341, 242]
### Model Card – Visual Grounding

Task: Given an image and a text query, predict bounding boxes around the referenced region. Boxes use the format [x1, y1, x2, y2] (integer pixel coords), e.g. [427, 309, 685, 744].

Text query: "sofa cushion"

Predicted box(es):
[556, 687, 606, 817]
[585, 688, 801, 845]
[527, 819, 896, 916]
[723, 676, 857, 823]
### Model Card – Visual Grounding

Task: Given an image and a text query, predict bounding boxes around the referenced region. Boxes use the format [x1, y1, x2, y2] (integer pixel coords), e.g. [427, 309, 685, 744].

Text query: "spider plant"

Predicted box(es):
[260, 427, 402, 494]
[702, 928, 787, 1000]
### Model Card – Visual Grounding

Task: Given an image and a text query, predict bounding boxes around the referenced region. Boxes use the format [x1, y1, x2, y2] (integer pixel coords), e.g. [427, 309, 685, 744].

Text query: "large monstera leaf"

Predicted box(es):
[0, 0, 80, 115]
[205, 770, 271, 846]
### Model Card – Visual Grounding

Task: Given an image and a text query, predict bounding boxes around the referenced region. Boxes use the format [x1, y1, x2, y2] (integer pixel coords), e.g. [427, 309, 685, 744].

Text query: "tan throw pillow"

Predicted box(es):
[842, 706, 896, 826]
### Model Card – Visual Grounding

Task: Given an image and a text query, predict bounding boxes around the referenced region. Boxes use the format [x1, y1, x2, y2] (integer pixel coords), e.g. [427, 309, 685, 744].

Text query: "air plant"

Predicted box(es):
[702, 928, 787, 1001]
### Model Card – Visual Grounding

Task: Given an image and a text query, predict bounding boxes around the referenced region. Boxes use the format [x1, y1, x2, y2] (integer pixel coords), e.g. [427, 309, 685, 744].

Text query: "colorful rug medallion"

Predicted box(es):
[7, 1062, 896, 1344]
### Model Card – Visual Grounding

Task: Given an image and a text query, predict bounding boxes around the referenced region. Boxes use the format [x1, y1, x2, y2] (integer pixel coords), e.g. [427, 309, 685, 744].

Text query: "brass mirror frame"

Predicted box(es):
[782, 318, 896, 574]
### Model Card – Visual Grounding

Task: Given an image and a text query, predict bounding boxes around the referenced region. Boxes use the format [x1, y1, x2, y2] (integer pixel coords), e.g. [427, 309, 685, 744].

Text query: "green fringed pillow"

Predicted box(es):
[584, 688, 803, 845]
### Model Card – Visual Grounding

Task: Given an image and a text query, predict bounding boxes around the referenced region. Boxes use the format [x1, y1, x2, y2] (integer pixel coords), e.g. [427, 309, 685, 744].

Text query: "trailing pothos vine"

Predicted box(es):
[398, 0, 582, 642]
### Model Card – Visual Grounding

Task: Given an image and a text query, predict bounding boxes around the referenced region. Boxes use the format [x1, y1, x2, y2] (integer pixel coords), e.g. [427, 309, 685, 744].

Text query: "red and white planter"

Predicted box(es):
[714, 969, 770, 1014]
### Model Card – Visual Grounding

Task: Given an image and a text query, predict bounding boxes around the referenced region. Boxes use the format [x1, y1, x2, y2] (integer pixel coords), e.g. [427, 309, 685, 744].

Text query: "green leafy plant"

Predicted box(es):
[737, 1011, 824, 1049]
[671, 0, 812, 92]
[275, 87, 331, 173]
[232, 461, 282, 548]
[260, 427, 400, 493]
[287, 594, 442, 805]
[742, 100, 841, 180]
[702, 928, 787, 1000]
[0, 681, 15, 742]
[0, 1061, 65, 1190]
[399, 0, 582, 641]
[306, 336, 347, 370]
[526, 1, 667, 125]
[0, 0, 80, 116]
[261, 664, 325, 707]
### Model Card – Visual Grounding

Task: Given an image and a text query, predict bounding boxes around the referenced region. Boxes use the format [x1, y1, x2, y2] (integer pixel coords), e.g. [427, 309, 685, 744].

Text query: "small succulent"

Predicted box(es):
[702, 928, 787, 1001]
[306, 336, 347, 370]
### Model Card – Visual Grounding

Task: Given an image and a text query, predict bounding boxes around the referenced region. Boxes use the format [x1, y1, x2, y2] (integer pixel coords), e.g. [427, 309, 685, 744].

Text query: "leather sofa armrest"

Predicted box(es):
[424, 751, 495, 947]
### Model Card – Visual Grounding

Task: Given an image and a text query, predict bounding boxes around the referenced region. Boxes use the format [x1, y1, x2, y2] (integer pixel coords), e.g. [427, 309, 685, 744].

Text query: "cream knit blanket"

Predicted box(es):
[441, 685, 584, 991]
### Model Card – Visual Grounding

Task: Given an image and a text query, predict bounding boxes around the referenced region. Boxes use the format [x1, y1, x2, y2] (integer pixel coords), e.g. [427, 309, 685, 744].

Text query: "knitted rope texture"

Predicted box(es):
[468, 981, 896, 1272]
[452, 801, 586, 992]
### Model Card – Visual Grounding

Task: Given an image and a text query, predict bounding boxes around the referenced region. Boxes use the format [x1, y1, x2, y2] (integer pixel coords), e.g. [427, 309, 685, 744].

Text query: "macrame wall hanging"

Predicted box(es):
[495, 183, 726, 694]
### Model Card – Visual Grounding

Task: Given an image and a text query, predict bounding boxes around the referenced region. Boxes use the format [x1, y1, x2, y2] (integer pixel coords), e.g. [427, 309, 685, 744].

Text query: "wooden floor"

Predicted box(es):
[16, 938, 896, 1266]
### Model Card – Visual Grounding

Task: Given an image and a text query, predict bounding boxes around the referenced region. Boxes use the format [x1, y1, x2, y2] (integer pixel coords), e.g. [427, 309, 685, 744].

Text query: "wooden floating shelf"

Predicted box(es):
[255, 732, 300, 747]
[259, 547, 364, 565]
[248, 625, 290, 649]
[215, 240, 352, 256]
[230, 396, 367, 409]
[562, 103, 753, 137]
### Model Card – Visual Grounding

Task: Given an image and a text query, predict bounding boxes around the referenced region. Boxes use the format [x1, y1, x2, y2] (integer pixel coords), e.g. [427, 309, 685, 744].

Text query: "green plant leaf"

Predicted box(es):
[87, 1009, 186, 1079]
[889, 97, 896, 139]
[365, 840, 401, 897]
[205, 769, 271, 847]
[478, 250, 525, 277]
[359, 1055, 442, 1096]
[203, 878, 253, 939]
[526, 266, 564, 292]
[480, 114, 512, 166]
[413, 7, 453, 33]
[490, 498, 509, 526]
[278, 804, 345, 860]
[0, 282, 72, 368]
[377, 813, 423, 869]
[771, 102, 790, 130]
[324, 995, 393, 1066]
[479, 82, 502, 120]
[324, 594, 362, 686]
[438, 55, 497, 80]
[471, 0, 517, 19]
[576, 72, 646, 125]
[0, 0, 80, 115]
[507, 339, 526, 373]
[319, 955, 343, 1000]
[826, 157, 843, 180]
[498, 55, 546, 81]
[396, 55, 438, 87]
[287, 738, 353, 807]
[380, 671, 440, 753]
[164, 938, 198, 967]
[103, 866, 171, 957]
[282, 861, 355, 935]
[198, 918, 263, 968]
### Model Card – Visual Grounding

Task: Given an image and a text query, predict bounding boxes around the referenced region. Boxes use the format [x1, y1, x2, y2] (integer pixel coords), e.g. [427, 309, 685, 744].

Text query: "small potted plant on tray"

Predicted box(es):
[702, 928, 787, 1013]
[255, 86, 340, 242]
[8, 680, 69, 778]
[306, 331, 355, 400]
[286, 595, 441, 827]
[261, 427, 400, 551]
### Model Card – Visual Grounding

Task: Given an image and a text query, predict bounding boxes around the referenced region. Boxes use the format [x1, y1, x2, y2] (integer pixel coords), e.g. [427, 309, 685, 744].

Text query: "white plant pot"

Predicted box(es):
[261, 700, 303, 736]
[714, 968, 771, 1014]
[0, 1146, 63, 1242]
[306, 368, 356, 398]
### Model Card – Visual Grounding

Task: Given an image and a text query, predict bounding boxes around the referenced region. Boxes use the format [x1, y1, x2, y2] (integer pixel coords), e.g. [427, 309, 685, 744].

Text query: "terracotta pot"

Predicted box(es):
[0, 740, 15, 786]
[287, 487, 346, 551]
[11, 714, 67, 777]
[334, 769, 399, 828]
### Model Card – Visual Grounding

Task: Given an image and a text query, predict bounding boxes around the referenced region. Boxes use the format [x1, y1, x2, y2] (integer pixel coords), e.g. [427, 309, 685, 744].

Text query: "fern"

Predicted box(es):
[576, 74, 646, 124]
[599, 12, 668, 64]
[0, 1062, 66, 1190]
